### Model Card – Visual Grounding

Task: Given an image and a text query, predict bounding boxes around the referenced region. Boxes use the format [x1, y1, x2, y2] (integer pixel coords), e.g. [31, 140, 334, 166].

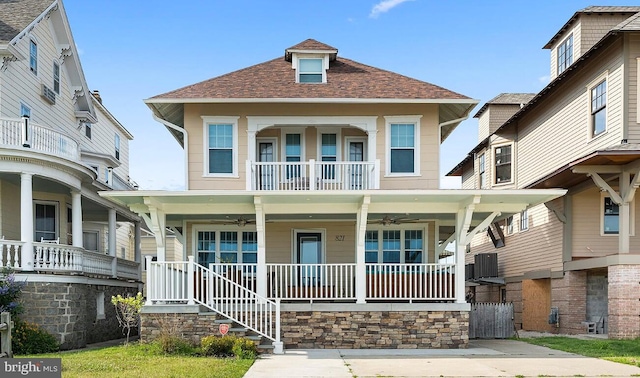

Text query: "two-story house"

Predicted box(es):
[103, 39, 564, 352]
[448, 6, 640, 339]
[0, 0, 143, 349]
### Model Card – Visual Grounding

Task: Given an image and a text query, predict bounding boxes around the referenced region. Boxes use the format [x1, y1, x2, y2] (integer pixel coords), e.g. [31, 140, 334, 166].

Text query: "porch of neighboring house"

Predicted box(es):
[103, 189, 565, 353]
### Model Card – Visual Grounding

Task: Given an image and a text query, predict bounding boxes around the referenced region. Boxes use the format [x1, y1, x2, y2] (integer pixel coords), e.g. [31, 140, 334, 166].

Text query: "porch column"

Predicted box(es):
[20, 172, 34, 271]
[455, 197, 479, 304]
[355, 195, 370, 304]
[71, 190, 83, 248]
[619, 171, 631, 254]
[108, 209, 117, 256]
[254, 196, 267, 298]
[135, 221, 142, 279]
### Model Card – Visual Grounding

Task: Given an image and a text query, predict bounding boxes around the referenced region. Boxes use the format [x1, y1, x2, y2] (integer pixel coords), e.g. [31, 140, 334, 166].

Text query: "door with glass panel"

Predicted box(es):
[295, 232, 323, 286]
[258, 141, 275, 190]
[347, 140, 365, 189]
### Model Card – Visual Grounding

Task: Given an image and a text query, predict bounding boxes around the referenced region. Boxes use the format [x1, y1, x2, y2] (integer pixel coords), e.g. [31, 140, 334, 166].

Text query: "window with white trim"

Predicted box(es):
[505, 215, 514, 235]
[298, 58, 323, 83]
[321, 133, 337, 179]
[478, 153, 486, 189]
[557, 35, 573, 75]
[204, 117, 238, 176]
[603, 197, 618, 234]
[34, 201, 57, 241]
[196, 229, 257, 266]
[85, 123, 92, 139]
[114, 134, 120, 160]
[387, 119, 420, 175]
[494, 145, 512, 184]
[83, 230, 99, 251]
[591, 80, 607, 137]
[520, 209, 529, 232]
[365, 228, 424, 263]
[20, 103, 31, 118]
[285, 133, 302, 179]
[29, 39, 37, 75]
[53, 62, 60, 94]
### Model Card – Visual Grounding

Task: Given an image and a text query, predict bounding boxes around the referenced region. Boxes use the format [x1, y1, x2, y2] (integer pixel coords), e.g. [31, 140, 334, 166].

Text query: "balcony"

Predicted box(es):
[246, 159, 380, 191]
[0, 117, 79, 161]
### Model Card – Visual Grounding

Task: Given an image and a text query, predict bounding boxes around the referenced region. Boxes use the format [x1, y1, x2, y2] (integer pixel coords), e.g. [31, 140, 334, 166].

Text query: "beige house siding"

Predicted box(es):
[184, 103, 440, 191]
[478, 110, 490, 142]
[469, 201, 564, 278]
[461, 165, 475, 189]
[579, 14, 633, 55]
[517, 42, 625, 188]
[628, 35, 640, 142]
[489, 105, 521, 134]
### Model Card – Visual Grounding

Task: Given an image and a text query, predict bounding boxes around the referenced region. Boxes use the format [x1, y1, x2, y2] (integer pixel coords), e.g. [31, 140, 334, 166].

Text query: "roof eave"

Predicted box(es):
[144, 97, 476, 104]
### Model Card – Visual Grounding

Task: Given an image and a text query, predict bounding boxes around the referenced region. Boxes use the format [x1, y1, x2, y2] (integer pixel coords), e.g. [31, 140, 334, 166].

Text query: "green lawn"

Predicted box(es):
[17, 343, 254, 378]
[521, 337, 640, 367]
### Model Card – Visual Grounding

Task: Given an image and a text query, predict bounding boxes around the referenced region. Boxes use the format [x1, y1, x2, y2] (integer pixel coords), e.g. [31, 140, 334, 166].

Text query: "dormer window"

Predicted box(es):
[299, 58, 323, 83]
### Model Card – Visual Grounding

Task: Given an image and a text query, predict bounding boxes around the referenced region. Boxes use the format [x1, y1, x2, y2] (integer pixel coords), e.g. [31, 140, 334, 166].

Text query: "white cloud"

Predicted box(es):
[369, 0, 413, 19]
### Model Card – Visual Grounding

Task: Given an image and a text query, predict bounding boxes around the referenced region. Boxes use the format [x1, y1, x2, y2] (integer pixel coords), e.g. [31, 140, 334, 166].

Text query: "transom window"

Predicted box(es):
[29, 39, 37, 75]
[494, 145, 512, 184]
[196, 230, 257, 265]
[53, 62, 60, 94]
[390, 123, 416, 174]
[365, 229, 424, 263]
[298, 58, 323, 83]
[208, 124, 233, 174]
[591, 80, 607, 137]
[557, 35, 573, 75]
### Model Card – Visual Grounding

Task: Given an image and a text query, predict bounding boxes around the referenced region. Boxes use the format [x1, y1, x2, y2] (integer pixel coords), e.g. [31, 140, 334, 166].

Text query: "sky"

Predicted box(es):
[62, 0, 630, 190]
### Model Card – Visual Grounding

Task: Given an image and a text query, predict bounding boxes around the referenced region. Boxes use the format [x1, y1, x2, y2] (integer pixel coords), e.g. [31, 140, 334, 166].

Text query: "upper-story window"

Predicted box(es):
[29, 39, 37, 75]
[321, 133, 337, 179]
[386, 116, 421, 176]
[298, 58, 323, 83]
[203, 116, 238, 176]
[603, 197, 618, 234]
[494, 144, 512, 184]
[53, 62, 60, 94]
[85, 123, 92, 139]
[591, 80, 607, 137]
[478, 153, 486, 189]
[557, 35, 573, 75]
[114, 134, 120, 160]
[520, 209, 529, 231]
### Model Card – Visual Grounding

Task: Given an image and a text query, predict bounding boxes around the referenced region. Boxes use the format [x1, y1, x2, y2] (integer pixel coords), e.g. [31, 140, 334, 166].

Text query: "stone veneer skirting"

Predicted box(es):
[140, 303, 470, 349]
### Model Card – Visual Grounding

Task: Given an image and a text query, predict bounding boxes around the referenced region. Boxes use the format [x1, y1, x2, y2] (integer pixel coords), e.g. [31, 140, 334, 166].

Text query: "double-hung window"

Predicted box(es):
[591, 80, 607, 137]
[85, 123, 92, 139]
[196, 229, 257, 266]
[494, 145, 512, 184]
[603, 197, 619, 234]
[386, 117, 420, 175]
[557, 35, 573, 75]
[34, 201, 57, 241]
[53, 62, 60, 94]
[114, 134, 120, 160]
[285, 133, 301, 179]
[29, 39, 37, 75]
[478, 153, 486, 189]
[298, 58, 323, 83]
[204, 117, 238, 176]
[365, 229, 424, 264]
[321, 133, 337, 179]
[520, 209, 529, 231]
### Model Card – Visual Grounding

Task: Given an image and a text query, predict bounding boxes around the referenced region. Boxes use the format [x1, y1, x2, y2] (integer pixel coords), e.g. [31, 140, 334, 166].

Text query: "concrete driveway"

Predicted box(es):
[244, 339, 640, 377]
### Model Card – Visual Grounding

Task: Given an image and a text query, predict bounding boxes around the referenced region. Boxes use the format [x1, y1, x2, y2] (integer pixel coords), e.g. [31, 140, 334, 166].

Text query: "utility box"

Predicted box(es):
[474, 253, 498, 279]
[465, 264, 474, 281]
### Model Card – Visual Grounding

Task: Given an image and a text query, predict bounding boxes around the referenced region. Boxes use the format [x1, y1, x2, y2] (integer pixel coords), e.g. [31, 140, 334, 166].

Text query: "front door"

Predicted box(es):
[295, 232, 322, 286]
[348, 140, 365, 189]
[258, 141, 275, 190]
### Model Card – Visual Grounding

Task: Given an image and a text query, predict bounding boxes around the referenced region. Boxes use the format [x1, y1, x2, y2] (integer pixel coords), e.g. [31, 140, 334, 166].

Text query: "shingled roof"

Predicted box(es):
[0, 0, 55, 44]
[473, 93, 536, 118]
[150, 39, 470, 101]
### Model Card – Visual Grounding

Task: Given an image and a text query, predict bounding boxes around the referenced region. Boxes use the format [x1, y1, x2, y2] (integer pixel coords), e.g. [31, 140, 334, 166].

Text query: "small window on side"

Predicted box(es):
[53, 62, 60, 94]
[29, 39, 37, 75]
[85, 123, 92, 139]
[591, 80, 607, 137]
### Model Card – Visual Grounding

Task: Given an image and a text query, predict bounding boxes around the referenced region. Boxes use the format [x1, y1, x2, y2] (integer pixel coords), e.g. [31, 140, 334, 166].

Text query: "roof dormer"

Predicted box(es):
[285, 39, 337, 84]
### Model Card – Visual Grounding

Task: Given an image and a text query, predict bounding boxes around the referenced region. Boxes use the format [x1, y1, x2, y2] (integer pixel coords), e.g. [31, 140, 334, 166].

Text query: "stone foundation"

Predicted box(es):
[140, 312, 226, 345]
[20, 280, 139, 350]
[608, 265, 640, 339]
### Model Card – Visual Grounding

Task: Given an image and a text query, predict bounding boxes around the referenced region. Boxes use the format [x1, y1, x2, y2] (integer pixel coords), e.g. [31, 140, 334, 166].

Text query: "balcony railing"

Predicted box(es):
[0, 117, 79, 160]
[0, 239, 140, 280]
[247, 159, 380, 191]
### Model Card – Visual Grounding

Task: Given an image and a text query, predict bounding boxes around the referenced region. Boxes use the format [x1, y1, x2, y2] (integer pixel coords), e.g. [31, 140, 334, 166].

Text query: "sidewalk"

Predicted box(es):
[244, 339, 640, 377]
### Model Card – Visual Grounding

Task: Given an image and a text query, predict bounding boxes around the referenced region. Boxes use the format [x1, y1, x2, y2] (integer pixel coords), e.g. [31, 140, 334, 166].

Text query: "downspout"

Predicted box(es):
[152, 114, 189, 190]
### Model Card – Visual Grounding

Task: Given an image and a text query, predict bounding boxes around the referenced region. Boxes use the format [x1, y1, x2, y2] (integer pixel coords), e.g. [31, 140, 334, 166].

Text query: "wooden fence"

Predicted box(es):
[469, 302, 514, 339]
[0, 312, 12, 357]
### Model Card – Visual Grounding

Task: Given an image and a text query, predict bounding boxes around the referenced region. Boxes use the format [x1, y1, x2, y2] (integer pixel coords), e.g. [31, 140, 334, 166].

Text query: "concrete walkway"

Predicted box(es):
[244, 339, 640, 377]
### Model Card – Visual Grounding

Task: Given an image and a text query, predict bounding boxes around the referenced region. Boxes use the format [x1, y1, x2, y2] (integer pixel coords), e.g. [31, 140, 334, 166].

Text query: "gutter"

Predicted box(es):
[438, 115, 469, 129]
[152, 114, 189, 190]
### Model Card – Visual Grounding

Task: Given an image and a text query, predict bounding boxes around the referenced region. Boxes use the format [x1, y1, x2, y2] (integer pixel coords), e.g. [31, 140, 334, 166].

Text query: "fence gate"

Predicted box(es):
[469, 302, 514, 339]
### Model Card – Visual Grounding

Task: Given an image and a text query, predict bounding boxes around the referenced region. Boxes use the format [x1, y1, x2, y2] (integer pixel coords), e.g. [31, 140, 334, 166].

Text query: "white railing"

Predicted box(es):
[116, 258, 140, 280]
[247, 159, 380, 191]
[34, 242, 84, 272]
[0, 117, 79, 160]
[207, 263, 257, 293]
[266, 263, 356, 300]
[0, 240, 23, 269]
[146, 260, 189, 303]
[82, 252, 114, 276]
[365, 263, 455, 301]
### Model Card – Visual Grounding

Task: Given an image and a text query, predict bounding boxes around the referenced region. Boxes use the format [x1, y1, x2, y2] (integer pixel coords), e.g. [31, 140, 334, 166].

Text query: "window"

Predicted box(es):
[53, 62, 60, 94]
[390, 123, 415, 174]
[29, 39, 37, 75]
[365, 228, 424, 263]
[203, 117, 238, 176]
[20, 103, 31, 118]
[85, 123, 92, 139]
[34, 202, 57, 241]
[321, 133, 337, 179]
[114, 134, 120, 160]
[196, 230, 257, 265]
[520, 209, 529, 231]
[557, 35, 573, 75]
[506, 216, 514, 235]
[603, 197, 619, 234]
[494, 145, 512, 184]
[298, 58, 323, 83]
[591, 80, 607, 137]
[478, 153, 486, 189]
[83, 231, 99, 251]
[96, 292, 105, 320]
[285, 133, 302, 179]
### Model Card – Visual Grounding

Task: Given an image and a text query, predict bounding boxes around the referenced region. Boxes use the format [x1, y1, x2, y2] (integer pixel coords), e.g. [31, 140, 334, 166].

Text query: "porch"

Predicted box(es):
[0, 116, 79, 160]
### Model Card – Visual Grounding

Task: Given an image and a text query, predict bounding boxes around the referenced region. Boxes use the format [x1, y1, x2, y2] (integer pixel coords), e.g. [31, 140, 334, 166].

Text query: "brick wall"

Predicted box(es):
[551, 271, 587, 334]
[21, 282, 138, 350]
[506, 282, 522, 329]
[608, 265, 640, 339]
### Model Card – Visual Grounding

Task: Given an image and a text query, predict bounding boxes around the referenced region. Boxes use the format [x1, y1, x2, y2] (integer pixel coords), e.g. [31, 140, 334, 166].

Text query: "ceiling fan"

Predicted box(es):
[368, 215, 422, 226]
[209, 217, 255, 227]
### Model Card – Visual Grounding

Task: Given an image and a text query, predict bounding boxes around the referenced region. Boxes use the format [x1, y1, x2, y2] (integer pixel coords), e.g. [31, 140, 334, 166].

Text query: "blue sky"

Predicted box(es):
[63, 0, 628, 190]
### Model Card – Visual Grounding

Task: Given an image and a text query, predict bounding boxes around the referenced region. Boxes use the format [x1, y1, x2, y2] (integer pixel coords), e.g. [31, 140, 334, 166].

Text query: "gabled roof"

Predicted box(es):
[0, 0, 54, 44]
[285, 38, 338, 61]
[543, 6, 640, 49]
[473, 93, 536, 118]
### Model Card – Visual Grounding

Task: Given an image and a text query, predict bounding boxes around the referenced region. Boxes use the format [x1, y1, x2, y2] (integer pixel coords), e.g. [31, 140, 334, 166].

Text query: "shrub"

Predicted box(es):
[12, 320, 59, 355]
[0, 268, 25, 317]
[150, 334, 198, 356]
[201, 335, 236, 357]
[111, 292, 143, 344]
[232, 337, 257, 359]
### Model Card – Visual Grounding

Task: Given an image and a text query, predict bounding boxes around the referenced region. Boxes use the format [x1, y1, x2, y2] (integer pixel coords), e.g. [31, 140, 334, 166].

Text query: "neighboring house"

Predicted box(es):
[102, 39, 563, 352]
[0, 0, 142, 349]
[448, 6, 640, 339]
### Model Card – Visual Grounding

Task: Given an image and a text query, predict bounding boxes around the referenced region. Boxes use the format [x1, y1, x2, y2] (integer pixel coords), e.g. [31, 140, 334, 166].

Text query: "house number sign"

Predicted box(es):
[219, 323, 229, 336]
[335, 235, 345, 241]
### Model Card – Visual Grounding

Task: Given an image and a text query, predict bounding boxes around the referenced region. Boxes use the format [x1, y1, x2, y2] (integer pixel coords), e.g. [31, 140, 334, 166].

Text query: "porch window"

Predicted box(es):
[83, 231, 99, 252]
[383, 230, 401, 263]
[285, 133, 301, 179]
[242, 232, 257, 264]
[321, 133, 337, 179]
[390, 123, 415, 174]
[603, 197, 619, 234]
[197, 231, 216, 265]
[506, 215, 513, 235]
[365, 231, 378, 263]
[34, 202, 57, 241]
[220, 231, 238, 263]
[494, 145, 512, 184]
[404, 230, 423, 263]
[520, 209, 529, 231]
[196, 230, 257, 265]
[366, 229, 424, 263]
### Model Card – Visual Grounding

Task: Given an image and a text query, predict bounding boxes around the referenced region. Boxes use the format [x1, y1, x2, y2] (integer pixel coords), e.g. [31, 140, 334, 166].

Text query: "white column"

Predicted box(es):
[367, 130, 377, 163]
[355, 195, 370, 304]
[108, 208, 117, 277]
[20, 173, 34, 271]
[135, 222, 142, 280]
[255, 197, 267, 298]
[71, 190, 83, 248]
